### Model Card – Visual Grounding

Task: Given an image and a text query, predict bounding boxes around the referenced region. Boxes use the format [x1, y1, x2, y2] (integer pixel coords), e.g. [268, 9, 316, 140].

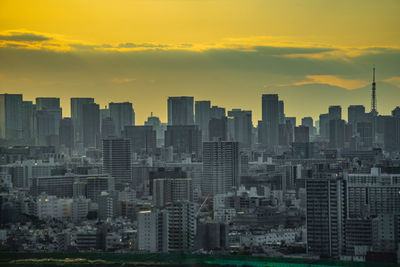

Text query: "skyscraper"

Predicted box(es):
[123, 125, 156, 154]
[306, 176, 346, 257]
[329, 119, 345, 149]
[71, 98, 94, 146]
[202, 140, 239, 195]
[227, 109, 252, 148]
[59, 118, 74, 151]
[209, 117, 227, 141]
[102, 138, 132, 190]
[167, 96, 194, 125]
[35, 97, 62, 146]
[109, 102, 135, 136]
[329, 105, 342, 121]
[261, 94, 279, 148]
[164, 125, 202, 156]
[22, 101, 36, 144]
[152, 178, 193, 207]
[294, 126, 309, 143]
[195, 100, 211, 140]
[0, 94, 23, 140]
[348, 105, 366, 132]
[82, 102, 100, 148]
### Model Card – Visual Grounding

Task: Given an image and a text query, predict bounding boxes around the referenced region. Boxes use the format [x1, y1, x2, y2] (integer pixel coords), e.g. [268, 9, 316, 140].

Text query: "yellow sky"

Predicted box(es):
[0, 0, 399, 124]
[1, 0, 399, 48]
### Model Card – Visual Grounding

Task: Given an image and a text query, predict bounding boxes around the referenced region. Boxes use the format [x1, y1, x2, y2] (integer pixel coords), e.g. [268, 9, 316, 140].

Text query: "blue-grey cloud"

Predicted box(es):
[0, 32, 52, 42]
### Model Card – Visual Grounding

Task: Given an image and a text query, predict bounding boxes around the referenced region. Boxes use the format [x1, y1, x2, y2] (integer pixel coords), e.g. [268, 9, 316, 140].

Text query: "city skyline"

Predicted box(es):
[1, 1, 400, 264]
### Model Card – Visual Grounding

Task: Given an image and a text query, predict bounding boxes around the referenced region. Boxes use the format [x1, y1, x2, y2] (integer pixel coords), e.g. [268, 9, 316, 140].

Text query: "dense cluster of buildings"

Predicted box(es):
[0, 75, 399, 263]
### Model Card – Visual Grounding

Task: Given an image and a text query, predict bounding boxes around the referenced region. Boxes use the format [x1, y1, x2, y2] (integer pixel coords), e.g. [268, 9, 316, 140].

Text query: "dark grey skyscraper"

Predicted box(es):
[71, 97, 94, 146]
[202, 140, 239, 195]
[167, 96, 194, 125]
[209, 117, 227, 141]
[210, 105, 226, 119]
[103, 138, 132, 189]
[82, 102, 100, 148]
[0, 94, 23, 140]
[329, 119, 345, 149]
[195, 100, 211, 141]
[306, 177, 346, 258]
[59, 118, 74, 151]
[261, 94, 279, 148]
[124, 125, 156, 154]
[348, 105, 366, 135]
[227, 109, 252, 148]
[109, 102, 135, 136]
[301, 117, 314, 137]
[101, 117, 116, 139]
[35, 97, 62, 146]
[278, 100, 285, 124]
[329, 105, 342, 121]
[319, 113, 329, 138]
[22, 101, 35, 144]
[164, 125, 201, 156]
[294, 126, 309, 143]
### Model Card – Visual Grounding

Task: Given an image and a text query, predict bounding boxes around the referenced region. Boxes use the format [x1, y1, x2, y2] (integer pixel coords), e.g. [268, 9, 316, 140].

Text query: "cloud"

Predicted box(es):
[110, 77, 137, 84]
[117, 42, 170, 48]
[0, 31, 52, 42]
[384, 76, 400, 88]
[293, 75, 370, 90]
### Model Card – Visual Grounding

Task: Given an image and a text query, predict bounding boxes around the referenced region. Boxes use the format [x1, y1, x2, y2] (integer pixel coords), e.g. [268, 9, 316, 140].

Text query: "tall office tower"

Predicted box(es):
[99, 106, 110, 130]
[164, 125, 202, 156]
[22, 101, 35, 144]
[82, 102, 100, 148]
[59, 118, 74, 151]
[195, 100, 211, 141]
[356, 121, 373, 149]
[35, 97, 62, 146]
[210, 105, 226, 119]
[392, 107, 400, 117]
[383, 116, 400, 152]
[261, 94, 279, 148]
[103, 138, 132, 190]
[137, 209, 168, 252]
[348, 105, 366, 133]
[36, 97, 60, 109]
[209, 117, 227, 141]
[166, 201, 197, 252]
[71, 98, 94, 146]
[101, 117, 116, 139]
[109, 102, 135, 136]
[301, 117, 313, 128]
[278, 100, 285, 124]
[319, 113, 329, 138]
[329, 119, 345, 149]
[306, 177, 346, 258]
[202, 141, 239, 196]
[167, 96, 194, 125]
[329, 105, 342, 120]
[294, 126, 309, 143]
[152, 178, 193, 207]
[0, 94, 23, 140]
[227, 109, 252, 147]
[345, 168, 400, 218]
[124, 125, 156, 154]
[145, 114, 165, 147]
[278, 120, 293, 146]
